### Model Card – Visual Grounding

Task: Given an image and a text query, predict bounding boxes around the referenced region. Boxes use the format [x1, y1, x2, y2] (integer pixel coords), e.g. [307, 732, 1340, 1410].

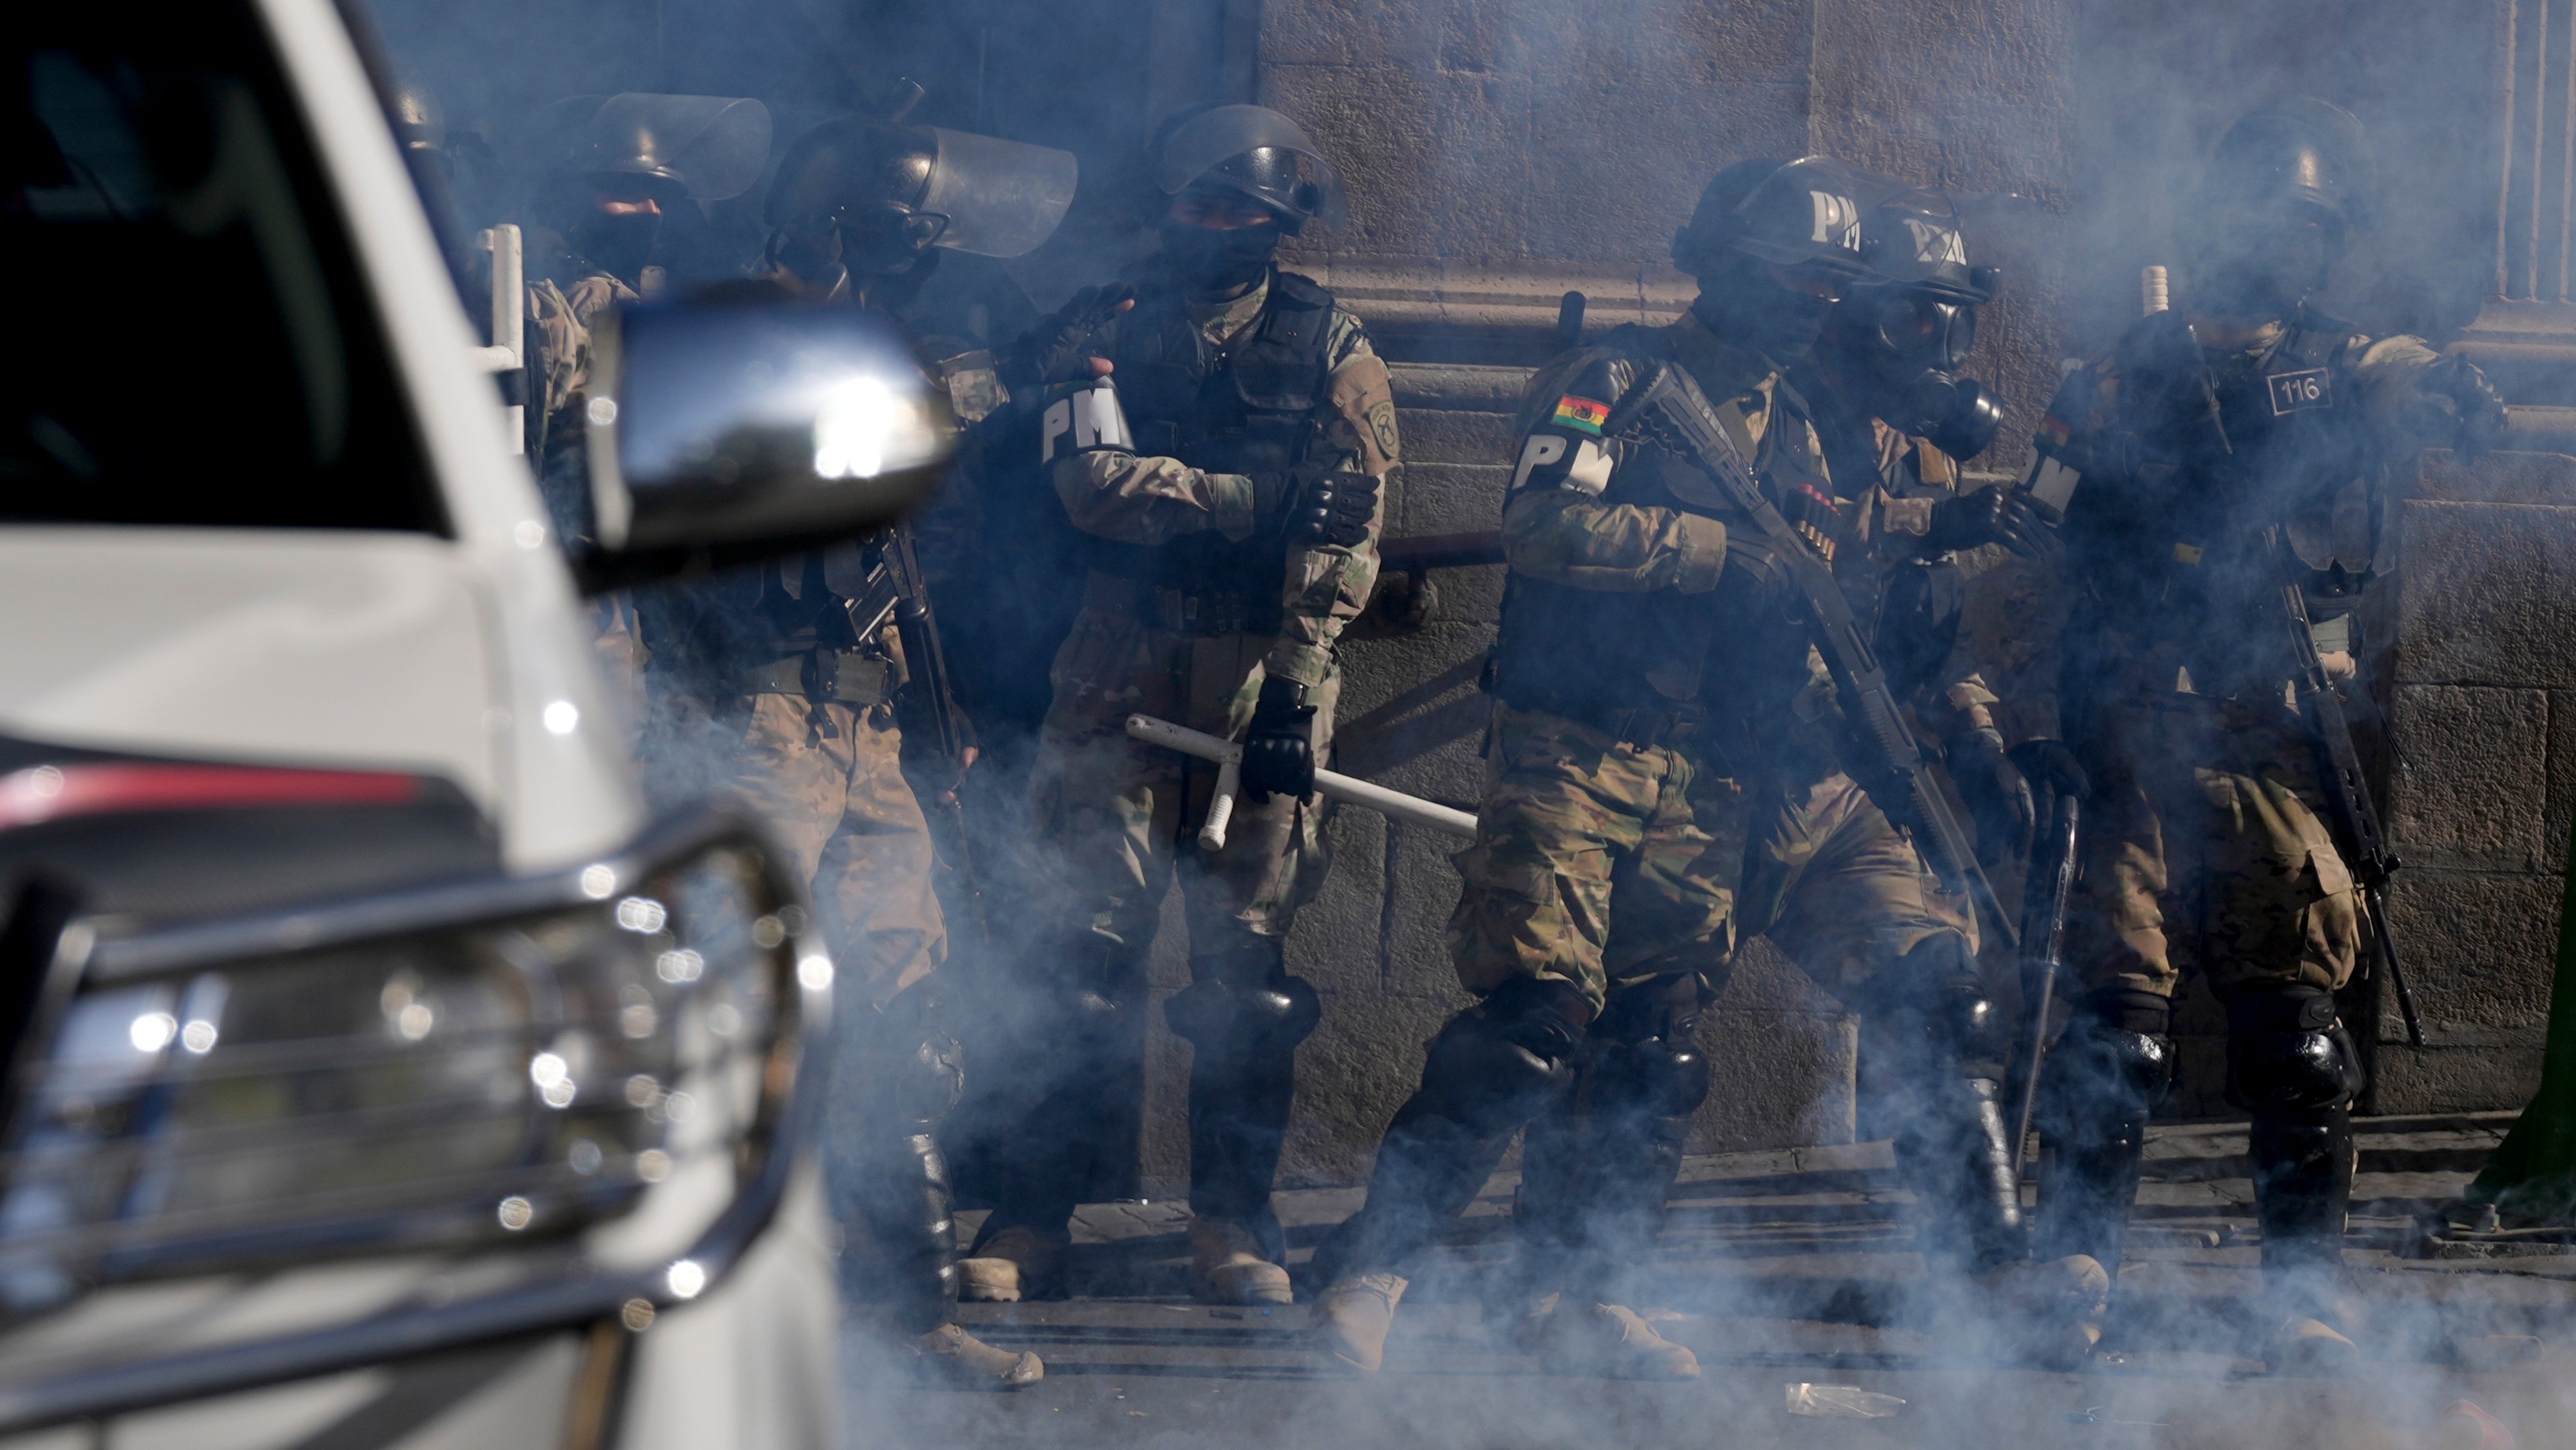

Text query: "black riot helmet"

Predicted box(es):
[1675, 158, 1875, 367]
[2185, 97, 2374, 319]
[1152, 104, 1347, 233]
[1819, 186, 2004, 461]
[1672, 156, 1873, 283]
[765, 116, 1075, 287]
[391, 79, 445, 167]
[539, 93, 769, 286]
[2201, 96, 2375, 239]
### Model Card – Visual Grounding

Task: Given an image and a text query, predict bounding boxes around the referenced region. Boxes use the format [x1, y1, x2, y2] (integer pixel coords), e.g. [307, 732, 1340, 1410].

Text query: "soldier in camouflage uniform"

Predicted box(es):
[957, 105, 1392, 1307]
[1771, 183, 2109, 1361]
[518, 94, 770, 726]
[1309, 158, 1912, 1381]
[2020, 99, 2505, 1370]
[634, 114, 1077, 1390]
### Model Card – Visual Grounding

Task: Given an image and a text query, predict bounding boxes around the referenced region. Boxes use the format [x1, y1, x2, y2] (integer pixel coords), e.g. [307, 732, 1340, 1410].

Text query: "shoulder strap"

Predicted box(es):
[1268, 269, 1333, 310]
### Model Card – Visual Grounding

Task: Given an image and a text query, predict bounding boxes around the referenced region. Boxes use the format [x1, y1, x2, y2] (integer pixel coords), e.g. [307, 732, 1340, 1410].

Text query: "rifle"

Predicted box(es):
[845, 522, 991, 944]
[1600, 361, 2019, 952]
[2271, 528, 2427, 1048]
[2009, 789, 2081, 1180]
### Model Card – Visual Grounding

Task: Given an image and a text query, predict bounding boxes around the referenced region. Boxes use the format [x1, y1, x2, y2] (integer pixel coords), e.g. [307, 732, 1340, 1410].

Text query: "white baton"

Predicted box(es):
[1124, 715, 1481, 847]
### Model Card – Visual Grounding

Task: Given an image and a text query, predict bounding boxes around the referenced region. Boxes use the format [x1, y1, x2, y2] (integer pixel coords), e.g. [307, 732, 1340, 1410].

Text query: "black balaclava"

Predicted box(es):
[1159, 209, 1283, 295]
[1690, 252, 1835, 368]
[562, 175, 671, 287]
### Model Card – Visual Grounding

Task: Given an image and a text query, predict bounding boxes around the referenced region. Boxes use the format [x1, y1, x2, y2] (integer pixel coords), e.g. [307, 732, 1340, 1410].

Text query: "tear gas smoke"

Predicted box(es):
[356, 0, 2568, 1443]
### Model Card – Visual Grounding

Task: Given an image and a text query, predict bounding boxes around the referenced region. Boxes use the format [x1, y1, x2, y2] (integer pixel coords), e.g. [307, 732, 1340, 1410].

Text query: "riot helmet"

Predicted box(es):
[391, 79, 446, 171]
[1675, 158, 1876, 367]
[1152, 104, 1345, 291]
[542, 93, 771, 286]
[1820, 186, 2004, 460]
[765, 116, 1076, 289]
[2184, 97, 2375, 319]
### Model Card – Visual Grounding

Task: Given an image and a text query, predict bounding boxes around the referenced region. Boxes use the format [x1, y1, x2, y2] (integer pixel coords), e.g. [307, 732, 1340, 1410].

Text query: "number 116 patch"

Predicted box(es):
[2267, 367, 2332, 415]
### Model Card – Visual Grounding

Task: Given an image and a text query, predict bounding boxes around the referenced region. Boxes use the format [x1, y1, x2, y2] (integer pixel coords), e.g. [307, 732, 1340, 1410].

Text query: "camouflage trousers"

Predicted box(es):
[722, 694, 947, 1007]
[1027, 601, 1336, 963]
[2066, 686, 2361, 1004]
[1446, 704, 1749, 1014]
[1738, 761, 1977, 994]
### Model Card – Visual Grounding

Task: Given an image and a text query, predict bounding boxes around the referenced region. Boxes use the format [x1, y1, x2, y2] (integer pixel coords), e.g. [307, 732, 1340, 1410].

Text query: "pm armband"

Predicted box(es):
[1040, 378, 1134, 464]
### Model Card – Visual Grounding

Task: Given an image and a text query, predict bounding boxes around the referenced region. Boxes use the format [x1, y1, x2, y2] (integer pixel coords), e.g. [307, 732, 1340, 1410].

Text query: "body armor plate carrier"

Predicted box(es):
[1085, 269, 1338, 635]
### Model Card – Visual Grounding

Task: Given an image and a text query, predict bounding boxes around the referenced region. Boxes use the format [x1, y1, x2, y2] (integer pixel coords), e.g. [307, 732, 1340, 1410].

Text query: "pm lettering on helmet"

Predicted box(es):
[1810, 190, 1862, 252]
[1905, 216, 1969, 266]
[1040, 380, 1135, 464]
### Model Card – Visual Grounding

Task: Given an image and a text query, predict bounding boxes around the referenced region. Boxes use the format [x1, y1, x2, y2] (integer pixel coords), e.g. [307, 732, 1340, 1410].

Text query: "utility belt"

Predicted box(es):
[1083, 569, 1280, 638]
[732, 647, 896, 706]
[1499, 685, 1708, 750]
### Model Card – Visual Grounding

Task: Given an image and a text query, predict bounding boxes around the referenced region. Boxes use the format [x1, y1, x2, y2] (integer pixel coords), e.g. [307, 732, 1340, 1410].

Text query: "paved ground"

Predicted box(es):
[845, 1114, 2576, 1450]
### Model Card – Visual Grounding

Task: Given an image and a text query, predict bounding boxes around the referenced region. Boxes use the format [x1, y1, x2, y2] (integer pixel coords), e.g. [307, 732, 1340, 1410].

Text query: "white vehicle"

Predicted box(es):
[0, 0, 946, 1444]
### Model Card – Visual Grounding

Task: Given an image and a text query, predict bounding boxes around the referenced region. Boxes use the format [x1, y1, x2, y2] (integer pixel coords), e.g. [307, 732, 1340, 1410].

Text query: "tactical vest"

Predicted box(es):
[1488, 329, 1823, 751]
[2066, 308, 2382, 697]
[1085, 270, 1338, 630]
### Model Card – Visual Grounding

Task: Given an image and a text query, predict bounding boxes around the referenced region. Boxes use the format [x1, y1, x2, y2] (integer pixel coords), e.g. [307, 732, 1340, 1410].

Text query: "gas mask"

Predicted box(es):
[1821, 285, 2002, 461]
[1159, 216, 1283, 293]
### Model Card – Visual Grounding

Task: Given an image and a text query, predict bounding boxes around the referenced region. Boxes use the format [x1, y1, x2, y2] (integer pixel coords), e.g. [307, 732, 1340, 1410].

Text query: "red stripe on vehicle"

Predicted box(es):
[0, 764, 422, 831]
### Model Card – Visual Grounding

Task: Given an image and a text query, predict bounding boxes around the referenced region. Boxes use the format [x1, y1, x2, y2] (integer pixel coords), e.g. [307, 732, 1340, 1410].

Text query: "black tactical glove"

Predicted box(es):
[1923, 485, 2062, 561]
[1716, 533, 1791, 612]
[2412, 355, 2508, 464]
[1239, 675, 1318, 803]
[2007, 737, 2091, 803]
[1946, 726, 2034, 864]
[1253, 468, 1381, 548]
[999, 282, 1138, 389]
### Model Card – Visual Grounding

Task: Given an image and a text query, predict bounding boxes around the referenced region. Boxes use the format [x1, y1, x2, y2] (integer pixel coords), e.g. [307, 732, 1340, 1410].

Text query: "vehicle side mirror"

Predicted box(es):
[575, 298, 951, 593]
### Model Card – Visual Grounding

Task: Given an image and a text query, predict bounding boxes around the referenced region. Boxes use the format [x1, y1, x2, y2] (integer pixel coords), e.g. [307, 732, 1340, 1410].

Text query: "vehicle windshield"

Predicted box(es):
[1, 2, 443, 532]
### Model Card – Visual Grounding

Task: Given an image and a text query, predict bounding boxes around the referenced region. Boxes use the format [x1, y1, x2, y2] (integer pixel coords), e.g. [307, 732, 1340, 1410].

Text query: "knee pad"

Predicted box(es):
[2225, 986, 2363, 1113]
[858, 996, 966, 1130]
[1869, 935, 2004, 1077]
[1165, 975, 1321, 1054]
[2045, 990, 2176, 1123]
[1418, 978, 1586, 1136]
[1589, 1036, 1713, 1123]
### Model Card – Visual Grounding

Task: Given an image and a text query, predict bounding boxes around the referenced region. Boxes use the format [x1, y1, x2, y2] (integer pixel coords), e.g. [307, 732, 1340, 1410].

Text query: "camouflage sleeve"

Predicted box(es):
[1264, 318, 1392, 687]
[1499, 353, 1730, 593]
[2349, 333, 2450, 452]
[1051, 445, 1261, 544]
[528, 273, 636, 423]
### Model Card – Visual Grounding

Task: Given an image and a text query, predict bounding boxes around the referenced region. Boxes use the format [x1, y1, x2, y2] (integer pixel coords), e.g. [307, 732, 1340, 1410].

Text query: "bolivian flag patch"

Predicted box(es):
[2036, 411, 2073, 447]
[1552, 395, 1611, 434]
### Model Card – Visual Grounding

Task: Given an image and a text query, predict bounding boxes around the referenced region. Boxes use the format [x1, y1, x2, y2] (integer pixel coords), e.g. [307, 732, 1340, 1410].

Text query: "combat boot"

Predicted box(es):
[911, 1323, 1044, 1389]
[1311, 1271, 1409, 1375]
[958, 1222, 1068, 1303]
[1523, 1297, 1699, 1380]
[1190, 1217, 1293, 1305]
[1972, 1254, 2111, 1370]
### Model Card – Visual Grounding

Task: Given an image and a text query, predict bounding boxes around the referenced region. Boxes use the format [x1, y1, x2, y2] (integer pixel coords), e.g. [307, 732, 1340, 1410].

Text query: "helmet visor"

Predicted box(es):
[577, 93, 772, 201]
[918, 128, 1079, 258]
[1154, 104, 1347, 227]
